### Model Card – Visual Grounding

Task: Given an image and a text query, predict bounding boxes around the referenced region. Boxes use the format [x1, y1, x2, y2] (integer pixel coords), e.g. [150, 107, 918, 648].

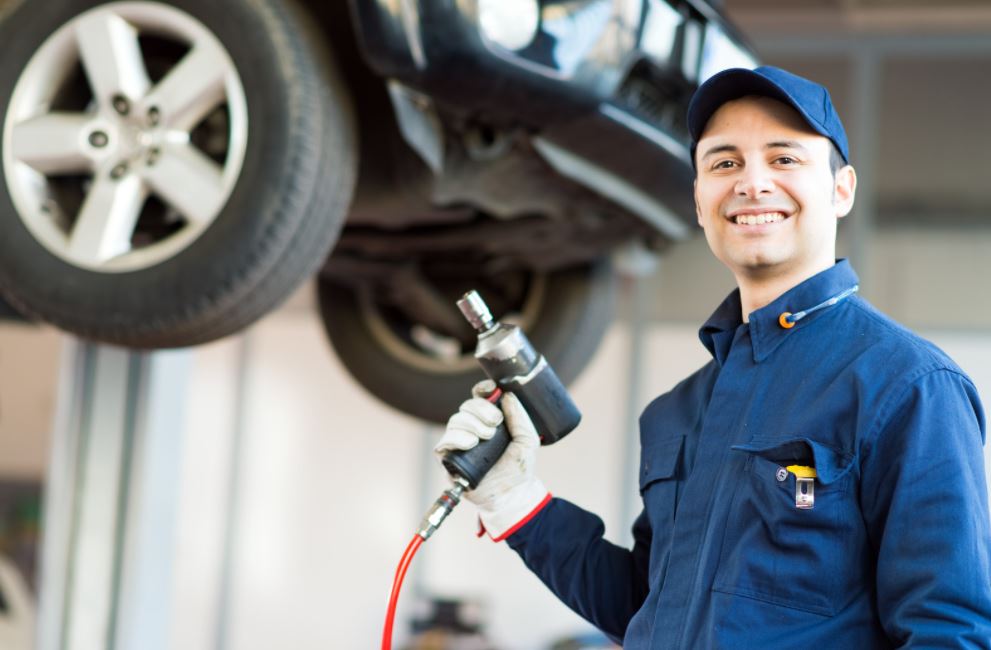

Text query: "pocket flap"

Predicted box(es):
[731, 437, 854, 486]
[640, 435, 685, 491]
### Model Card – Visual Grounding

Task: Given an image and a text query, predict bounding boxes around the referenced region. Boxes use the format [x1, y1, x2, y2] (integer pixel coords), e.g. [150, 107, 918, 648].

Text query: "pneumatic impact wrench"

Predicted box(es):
[442, 290, 581, 485]
[418, 289, 582, 539]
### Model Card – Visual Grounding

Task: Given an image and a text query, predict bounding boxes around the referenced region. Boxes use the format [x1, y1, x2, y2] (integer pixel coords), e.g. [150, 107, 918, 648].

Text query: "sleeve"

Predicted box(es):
[505, 497, 651, 642]
[860, 368, 991, 648]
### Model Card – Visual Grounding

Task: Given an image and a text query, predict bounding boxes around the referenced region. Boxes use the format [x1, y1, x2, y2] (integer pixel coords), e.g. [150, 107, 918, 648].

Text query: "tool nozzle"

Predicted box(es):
[457, 290, 495, 332]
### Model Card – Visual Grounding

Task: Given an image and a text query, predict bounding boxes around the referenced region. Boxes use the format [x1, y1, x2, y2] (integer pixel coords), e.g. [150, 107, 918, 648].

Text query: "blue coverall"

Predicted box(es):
[507, 260, 991, 648]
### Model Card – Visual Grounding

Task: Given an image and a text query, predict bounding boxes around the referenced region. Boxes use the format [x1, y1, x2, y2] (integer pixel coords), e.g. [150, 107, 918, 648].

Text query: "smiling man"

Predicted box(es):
[436, 66, 991, 647]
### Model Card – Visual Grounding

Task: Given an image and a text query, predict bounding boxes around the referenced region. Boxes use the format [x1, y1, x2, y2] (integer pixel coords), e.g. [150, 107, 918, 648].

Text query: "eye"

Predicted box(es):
[773, 155, 798, 165]
[711, 159, 738, 170]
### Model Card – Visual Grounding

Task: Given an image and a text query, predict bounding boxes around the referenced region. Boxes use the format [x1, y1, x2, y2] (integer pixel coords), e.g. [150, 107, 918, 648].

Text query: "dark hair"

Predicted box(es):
[829, 143, 846, 176]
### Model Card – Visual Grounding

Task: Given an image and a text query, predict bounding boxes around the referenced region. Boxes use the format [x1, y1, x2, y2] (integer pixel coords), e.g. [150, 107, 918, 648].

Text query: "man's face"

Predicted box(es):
[693, 96, 856, 284]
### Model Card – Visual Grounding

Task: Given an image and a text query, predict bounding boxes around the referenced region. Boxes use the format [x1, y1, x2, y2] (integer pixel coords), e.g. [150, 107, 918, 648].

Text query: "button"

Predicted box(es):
[776, 467, 788, 482]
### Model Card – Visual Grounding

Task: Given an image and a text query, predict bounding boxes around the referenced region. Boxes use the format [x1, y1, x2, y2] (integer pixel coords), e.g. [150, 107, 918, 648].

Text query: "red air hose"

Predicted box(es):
[381, 389, 500, 649]
[381, 535, 424, 650]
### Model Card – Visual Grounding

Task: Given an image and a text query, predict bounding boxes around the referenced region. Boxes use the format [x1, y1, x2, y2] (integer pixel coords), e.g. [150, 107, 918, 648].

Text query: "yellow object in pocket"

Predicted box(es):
[786, 464, 817, 479]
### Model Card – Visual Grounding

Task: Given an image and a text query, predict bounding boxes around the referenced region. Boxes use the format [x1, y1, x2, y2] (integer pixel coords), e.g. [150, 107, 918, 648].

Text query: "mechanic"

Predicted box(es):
[435, 66, 991, 647]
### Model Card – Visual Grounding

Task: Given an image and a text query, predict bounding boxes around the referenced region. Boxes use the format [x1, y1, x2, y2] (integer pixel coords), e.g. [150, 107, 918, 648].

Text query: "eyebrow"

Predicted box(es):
[699, 144, 739, 161]
[700, 140, 811, 161]
[765, 140, 810, 154]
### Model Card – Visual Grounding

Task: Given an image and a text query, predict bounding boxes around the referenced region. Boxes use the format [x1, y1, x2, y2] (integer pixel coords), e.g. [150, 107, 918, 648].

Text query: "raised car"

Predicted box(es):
[0, 0, 756, 421]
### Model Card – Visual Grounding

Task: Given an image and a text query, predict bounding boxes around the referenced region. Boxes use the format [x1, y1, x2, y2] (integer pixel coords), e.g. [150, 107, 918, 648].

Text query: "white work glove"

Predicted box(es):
[435, 380, 550, 541]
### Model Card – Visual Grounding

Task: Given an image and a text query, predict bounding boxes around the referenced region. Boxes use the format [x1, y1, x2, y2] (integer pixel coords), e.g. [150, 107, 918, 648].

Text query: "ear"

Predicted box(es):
[833, 165, 857, 218]
[694, 179, 703, 226]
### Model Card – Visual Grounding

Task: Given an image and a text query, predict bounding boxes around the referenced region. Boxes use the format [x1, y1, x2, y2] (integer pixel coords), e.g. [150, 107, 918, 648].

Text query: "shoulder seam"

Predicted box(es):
[848, 299, 955, 370]
[863, 366, 976, 459]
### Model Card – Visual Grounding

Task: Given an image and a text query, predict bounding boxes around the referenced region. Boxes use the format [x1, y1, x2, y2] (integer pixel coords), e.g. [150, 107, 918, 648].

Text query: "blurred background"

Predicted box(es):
[1, 0, 991, 648]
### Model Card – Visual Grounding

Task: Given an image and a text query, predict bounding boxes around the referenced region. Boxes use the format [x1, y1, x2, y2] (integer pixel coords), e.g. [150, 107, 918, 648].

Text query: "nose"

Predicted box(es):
[734, 163, 775, 199]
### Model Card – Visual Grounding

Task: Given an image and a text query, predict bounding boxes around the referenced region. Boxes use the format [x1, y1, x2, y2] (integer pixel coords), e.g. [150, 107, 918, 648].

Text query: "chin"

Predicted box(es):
[731, 250, 789, 271]
[732, 254, 798, 279]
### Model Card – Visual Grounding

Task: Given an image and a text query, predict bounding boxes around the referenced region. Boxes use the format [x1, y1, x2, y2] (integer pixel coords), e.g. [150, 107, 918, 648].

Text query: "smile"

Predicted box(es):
[728, 211, 789, 225]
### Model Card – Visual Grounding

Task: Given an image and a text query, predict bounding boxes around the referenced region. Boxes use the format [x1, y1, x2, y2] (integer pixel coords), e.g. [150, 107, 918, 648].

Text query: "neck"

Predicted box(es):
[736, 259, 835, 322]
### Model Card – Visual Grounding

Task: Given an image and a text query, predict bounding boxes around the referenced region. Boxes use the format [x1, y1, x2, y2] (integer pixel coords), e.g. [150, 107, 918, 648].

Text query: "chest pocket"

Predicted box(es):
[713, 437, 863, 617]
[639, 435, 685, 586]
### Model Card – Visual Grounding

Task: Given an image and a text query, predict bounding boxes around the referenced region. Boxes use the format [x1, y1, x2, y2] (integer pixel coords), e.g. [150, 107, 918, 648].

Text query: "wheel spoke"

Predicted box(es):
[10, 112, 94, 174]
[69, 174, 147, 264]
[142, 143, 226, 224]
[75, 10, 151, 107]
[143, 43, 228, 131]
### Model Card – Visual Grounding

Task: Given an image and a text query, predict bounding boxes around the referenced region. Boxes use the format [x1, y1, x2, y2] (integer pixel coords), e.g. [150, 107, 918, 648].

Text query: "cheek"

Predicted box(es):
[785, 176, 832, 214]
[696, 183, 729, 223]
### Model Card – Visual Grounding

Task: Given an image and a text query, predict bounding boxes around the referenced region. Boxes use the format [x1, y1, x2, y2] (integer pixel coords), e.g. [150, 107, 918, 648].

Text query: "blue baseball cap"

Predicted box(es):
[687, 65, 850, 165]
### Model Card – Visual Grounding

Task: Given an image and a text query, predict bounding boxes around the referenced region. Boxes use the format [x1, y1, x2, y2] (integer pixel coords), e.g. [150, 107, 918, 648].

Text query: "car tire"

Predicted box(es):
[317, 260, 617, 424]
[0, 0, 357, 347]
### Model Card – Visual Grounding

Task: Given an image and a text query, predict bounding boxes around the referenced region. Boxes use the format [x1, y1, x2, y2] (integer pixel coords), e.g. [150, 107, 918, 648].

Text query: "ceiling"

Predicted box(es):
[722, 0, 991, 35]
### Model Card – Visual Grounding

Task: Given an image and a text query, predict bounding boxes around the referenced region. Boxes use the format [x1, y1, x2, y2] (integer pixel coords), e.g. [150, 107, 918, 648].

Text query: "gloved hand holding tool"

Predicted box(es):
[381, 290, 581, 650]
[434, 380, 549, 541]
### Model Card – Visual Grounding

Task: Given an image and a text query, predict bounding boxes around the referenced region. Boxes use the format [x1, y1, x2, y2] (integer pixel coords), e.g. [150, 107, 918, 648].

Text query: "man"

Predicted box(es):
[436, 66, 991, 647]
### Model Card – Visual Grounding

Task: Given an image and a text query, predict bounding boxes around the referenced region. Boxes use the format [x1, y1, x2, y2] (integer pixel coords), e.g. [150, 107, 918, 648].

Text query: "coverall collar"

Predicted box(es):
[700, 259, 860, 365]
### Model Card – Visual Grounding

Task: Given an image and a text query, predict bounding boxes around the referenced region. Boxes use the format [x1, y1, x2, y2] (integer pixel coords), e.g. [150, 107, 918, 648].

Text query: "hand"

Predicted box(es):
[435, 381, 550, 540]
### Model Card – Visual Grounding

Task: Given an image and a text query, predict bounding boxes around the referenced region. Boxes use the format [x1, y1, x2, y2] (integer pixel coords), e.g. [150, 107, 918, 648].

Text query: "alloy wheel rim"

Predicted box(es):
[1, 1, 249, 272]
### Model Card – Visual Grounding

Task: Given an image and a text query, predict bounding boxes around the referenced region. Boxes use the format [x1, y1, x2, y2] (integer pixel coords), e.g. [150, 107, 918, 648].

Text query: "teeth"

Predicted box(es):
[734, 212, 785, 225]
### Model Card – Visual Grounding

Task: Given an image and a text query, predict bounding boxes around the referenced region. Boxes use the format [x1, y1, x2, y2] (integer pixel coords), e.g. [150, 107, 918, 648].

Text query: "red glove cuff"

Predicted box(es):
[476, 492, 553, 542]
